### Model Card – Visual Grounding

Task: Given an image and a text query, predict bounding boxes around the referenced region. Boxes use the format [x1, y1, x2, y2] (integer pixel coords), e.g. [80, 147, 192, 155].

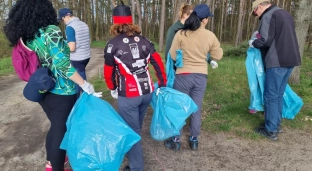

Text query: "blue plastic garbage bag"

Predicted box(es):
[166, 50, 183, 88]
[245, 47, 265, 111]
[245, 47, 304, 119]
[150, 84, 198, 141]
[282, 85, 304, 119]
[60, 93, 141, 171]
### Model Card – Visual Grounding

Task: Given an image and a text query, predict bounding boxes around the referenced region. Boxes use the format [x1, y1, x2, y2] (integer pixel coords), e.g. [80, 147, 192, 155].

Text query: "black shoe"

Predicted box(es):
[164, 137, 180, 151]
[255, 127, 278, 141]
[123, 166, 130, 171]
[259, 123, 283, 133]
[189, 136, 198, 150]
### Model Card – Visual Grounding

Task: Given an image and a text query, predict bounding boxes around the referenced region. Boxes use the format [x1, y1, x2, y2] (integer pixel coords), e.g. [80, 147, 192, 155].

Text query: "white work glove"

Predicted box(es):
[210, 60, 218, 69]
[251, 31, 259, 40]
[80, 81, 95, 95]
[111, 89, 118, 99]
[156, 88, 161, 96]
[92, 92, 103, 98]
[249, 40, 255, 48]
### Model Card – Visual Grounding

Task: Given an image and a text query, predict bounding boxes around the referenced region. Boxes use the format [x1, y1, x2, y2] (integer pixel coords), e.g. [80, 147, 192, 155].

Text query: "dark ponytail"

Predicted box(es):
[180, 11, 203, 36]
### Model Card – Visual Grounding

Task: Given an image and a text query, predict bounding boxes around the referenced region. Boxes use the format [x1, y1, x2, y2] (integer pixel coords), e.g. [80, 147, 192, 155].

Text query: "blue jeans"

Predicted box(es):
[264, 67, 293, 132]
[75, 69, 87, 98]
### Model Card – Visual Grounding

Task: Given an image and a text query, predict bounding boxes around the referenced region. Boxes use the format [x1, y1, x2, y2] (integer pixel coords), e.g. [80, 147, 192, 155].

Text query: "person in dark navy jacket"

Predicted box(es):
[103, 3, 167, 171]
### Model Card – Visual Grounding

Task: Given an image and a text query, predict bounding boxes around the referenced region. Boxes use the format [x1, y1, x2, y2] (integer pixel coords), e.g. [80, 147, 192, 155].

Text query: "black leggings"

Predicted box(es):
[39, 93, 76, 171]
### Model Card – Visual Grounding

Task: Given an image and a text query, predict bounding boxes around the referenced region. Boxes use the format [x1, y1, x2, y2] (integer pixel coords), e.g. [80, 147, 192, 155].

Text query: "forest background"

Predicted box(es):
[0, 0, 311, 83]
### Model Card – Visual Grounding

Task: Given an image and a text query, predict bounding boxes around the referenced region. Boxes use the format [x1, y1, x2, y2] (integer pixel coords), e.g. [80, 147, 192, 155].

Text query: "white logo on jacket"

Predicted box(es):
[129, 43, 140, 59]
[132, 59, 145, 68]
[123, 38, 129, 43]
[107, 44, 113, 53]
[134, 36, 140, 42]
[142, 45, 146, 51]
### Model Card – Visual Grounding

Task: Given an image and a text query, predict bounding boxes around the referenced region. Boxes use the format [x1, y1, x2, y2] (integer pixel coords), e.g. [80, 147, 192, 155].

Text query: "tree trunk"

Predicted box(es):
[90, 0, 95, 41]
[235, 0, 244, 47]
[135, 0, 142, 30]
[206, 0, 212, 29]
[282, 0, 286, 9]
[151, 0, 156, 40]
[159, 0, 166, 52]
[289, 0, 312, 84]
[308, 24, 312, 51]
[144, 0, 149, 36]
[173, 0, 184, 22]
[219, 0, 225, 42]
[246, 0, 252, 40]
[8, 0, 12, 9]
[210, 0, 215, 31]
[131, 0, 136, 23]
[95, 0, 100, 41]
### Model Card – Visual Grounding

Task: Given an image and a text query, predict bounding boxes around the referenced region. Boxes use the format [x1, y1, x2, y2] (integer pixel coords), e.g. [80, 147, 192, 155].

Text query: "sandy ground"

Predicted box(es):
[1, 48, 312, 171]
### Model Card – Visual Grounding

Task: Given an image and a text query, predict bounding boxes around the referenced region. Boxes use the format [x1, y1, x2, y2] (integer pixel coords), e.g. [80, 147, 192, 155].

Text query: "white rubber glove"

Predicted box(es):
[210, 60, 218, 69]
[111, 89, 118, 99]
[93, 92, 102, 98]
[80, 81, 95, 95]
[156, 88, 160, 96]
[249, 40, 255, 48]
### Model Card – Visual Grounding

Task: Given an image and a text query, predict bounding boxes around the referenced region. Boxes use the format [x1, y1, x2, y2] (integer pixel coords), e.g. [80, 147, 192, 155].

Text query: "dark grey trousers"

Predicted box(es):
[173, 74, 207, 138]
[118, 93, 152, 171]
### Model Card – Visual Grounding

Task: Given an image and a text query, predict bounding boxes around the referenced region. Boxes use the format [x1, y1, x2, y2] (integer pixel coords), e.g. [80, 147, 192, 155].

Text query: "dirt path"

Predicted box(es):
[0, 48, 104, 171]
[1, 48, 312, 171]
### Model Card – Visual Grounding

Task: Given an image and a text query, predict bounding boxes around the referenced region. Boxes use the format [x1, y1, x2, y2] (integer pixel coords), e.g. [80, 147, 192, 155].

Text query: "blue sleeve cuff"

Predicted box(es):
[65, 26, 76, 42]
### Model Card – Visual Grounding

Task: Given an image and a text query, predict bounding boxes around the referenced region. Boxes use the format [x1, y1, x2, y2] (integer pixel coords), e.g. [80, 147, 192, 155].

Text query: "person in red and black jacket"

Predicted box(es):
[103, 3, 166, 171]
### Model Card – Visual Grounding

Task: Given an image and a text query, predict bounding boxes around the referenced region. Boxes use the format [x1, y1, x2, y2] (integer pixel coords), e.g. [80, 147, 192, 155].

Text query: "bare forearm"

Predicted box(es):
[69, 71, 85, 86]
[67, 42, 76, 52]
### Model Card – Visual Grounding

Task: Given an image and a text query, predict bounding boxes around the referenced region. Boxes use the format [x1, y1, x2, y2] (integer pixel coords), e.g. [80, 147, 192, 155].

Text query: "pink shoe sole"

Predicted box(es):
[45, 164, 52, 171]
[45, 156, 71, 171]
[249, 109, 257, 114]
[46, 165, 72, 171]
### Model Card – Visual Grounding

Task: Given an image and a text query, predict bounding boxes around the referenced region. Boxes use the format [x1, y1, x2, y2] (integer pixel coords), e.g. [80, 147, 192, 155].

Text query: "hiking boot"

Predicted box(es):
[189, 136, 198, 150]
[259, 123, 283, 133]
[164, 137, 180, 151]
[255, 127, 278, 141]
[123, 166, 130, 171]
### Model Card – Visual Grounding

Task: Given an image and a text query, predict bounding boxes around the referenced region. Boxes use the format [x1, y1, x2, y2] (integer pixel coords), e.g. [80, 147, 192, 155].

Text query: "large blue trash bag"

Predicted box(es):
[60, 93, 141, 171]
[245, 47, 304, 119]
[245, 47, 265, 111]
[282, 85, 304, 119]
[150, 84, 198, 141]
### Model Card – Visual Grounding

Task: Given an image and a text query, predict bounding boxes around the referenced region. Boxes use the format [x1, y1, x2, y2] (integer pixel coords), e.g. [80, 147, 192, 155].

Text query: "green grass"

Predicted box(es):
[91, 40, 106, 48]
[202, 47, 312, 140]
[90, 42, 312, 140]
[0, 57, 14, 76]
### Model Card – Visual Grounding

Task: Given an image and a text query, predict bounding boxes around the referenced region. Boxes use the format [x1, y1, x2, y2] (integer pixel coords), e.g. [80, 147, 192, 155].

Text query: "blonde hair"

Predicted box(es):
[179, 3, 194, 19]
[110, 24, 141, 36]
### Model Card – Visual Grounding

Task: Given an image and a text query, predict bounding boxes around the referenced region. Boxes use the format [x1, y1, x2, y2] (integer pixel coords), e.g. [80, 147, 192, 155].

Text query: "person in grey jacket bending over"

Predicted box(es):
[250, 0, 301, 141]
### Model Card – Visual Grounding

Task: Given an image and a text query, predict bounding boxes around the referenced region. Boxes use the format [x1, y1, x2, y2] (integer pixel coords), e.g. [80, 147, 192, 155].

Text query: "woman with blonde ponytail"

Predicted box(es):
[165, 3, 193, 61]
